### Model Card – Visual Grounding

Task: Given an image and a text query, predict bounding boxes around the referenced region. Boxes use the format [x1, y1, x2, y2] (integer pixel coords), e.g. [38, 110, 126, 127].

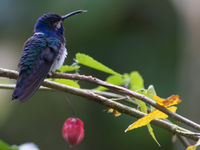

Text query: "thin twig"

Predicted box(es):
[91, 90, 124, 98]
[0, 68, 200, 142]
[2, 68, 200, 132]
[177, 135, 191, 148]
[50, 72, 200, 131]
[0, 83, 139, 108]
[64, 95, 76, 116]
[0, 84, 52, 91]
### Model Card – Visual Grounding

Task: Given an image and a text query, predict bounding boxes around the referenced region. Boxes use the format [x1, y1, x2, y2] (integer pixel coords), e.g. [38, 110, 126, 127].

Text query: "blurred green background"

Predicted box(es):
[0, 0, 199, 149]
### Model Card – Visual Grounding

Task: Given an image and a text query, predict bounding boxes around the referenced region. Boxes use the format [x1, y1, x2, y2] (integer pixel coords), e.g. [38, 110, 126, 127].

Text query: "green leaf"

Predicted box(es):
[134, 95, 160, 146]
[146, 124, 161, 146]
[135, 94, 160, 146]
[146, 85, 157, 111]
[76, 53, 121, 76]
[130, 71, 144, 91]
[94, 75, 126, 91]
[147, 85, 157, 96]
[0, 140, 18, 150]
[129, 72, 160, 146]
[54, 79, 80, 88]
[58, 65, 80, 72]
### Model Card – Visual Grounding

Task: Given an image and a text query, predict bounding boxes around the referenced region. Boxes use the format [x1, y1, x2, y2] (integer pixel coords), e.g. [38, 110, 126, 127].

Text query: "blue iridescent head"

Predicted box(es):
[34, 10, 86, 36]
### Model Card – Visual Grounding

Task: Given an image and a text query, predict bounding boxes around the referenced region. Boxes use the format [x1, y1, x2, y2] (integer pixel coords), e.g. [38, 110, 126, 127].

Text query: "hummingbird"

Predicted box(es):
[12, 10, 86, 102]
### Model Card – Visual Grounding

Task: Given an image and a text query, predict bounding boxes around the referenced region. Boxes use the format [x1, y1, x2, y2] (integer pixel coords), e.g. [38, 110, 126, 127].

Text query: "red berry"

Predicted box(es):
[62, 118, 84, 146]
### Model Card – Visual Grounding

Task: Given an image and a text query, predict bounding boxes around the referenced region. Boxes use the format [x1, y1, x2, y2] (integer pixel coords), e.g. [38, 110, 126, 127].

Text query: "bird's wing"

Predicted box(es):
[12, 33, 61, 102]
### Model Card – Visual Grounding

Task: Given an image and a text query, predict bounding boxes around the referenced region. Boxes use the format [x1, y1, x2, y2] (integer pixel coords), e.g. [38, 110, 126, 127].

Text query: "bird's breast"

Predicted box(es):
[50, 44, 67, 72]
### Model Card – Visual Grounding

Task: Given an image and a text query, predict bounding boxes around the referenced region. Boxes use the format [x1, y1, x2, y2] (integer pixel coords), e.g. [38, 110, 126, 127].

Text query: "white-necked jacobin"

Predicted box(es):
[12, 10, 86, 102]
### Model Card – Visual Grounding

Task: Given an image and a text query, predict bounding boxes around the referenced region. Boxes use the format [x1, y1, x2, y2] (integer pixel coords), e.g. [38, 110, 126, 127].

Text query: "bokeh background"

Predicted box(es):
[0, 0, 199, 149]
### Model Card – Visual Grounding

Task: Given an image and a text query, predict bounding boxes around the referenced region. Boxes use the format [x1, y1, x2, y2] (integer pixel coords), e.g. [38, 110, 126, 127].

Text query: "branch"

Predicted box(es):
[0, 84, 198, 142]
[0, 68, 200, 145]
[177, 135, 191, 148]
[0, 84, 51, 91]
[47, 72, 200, 131]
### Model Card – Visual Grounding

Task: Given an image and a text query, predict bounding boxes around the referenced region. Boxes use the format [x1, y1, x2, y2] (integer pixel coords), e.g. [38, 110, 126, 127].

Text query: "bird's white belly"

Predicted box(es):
[50, 44, 67, 72]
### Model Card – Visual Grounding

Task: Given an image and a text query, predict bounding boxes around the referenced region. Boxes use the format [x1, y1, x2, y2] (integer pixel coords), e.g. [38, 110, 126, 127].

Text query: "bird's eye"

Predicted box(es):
[55, 21, 62, 29]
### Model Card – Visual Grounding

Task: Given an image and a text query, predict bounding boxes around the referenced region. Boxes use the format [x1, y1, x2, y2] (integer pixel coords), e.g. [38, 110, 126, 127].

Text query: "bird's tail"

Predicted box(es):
[12, 66, 50, 103]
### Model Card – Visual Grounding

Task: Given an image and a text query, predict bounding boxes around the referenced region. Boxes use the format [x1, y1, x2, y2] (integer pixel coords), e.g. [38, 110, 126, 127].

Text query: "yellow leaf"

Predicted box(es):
[151, 95, 182, 107]
[151, 95, 165, 105]
[187, 139, 200, 150]
[187, 145, 198, 150]
[107, 108, 121, 117]
[125, 106, 177, 132]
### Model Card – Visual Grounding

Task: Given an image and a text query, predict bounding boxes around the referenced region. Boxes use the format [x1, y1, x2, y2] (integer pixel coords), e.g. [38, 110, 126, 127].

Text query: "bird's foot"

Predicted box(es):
[47, 72, 53, 78]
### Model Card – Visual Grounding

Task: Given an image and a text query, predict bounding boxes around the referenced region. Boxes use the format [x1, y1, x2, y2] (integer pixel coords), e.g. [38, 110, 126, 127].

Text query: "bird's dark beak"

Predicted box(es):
[62, 10, 87, 20]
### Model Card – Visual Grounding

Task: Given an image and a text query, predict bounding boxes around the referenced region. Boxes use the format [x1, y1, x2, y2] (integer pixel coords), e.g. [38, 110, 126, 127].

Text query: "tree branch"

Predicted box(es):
[0, 67, 200, 145]
[177, 135, 191, 148]
[47, 72, 200, 131]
